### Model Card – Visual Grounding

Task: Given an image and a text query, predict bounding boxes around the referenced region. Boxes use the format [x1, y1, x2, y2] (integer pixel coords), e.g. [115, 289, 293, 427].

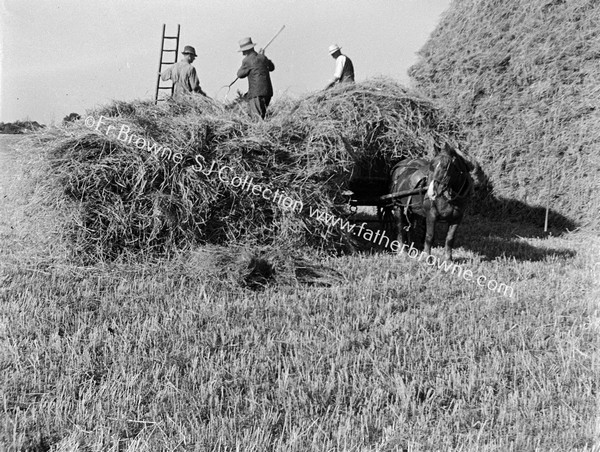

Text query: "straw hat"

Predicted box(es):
[238, 37, 257, 52]
[328, 44, 341, 55]
[182, 46, 197, 57]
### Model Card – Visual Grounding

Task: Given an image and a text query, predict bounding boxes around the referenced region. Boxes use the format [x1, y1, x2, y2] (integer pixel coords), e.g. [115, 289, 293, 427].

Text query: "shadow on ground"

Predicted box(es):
[457, 214, 576, 262]
[350, 198, 578, 263]
[459, 196, 578, 261]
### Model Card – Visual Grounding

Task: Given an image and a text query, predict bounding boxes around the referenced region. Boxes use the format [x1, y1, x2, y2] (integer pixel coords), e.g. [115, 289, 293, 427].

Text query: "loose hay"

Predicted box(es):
[186, 245, 345, 290]
[33, 77, 471, 258]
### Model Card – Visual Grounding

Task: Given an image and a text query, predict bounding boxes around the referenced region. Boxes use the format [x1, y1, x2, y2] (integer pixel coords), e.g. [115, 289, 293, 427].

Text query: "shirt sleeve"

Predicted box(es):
[266, 57, 275, 72]
[333, 55, 346, 79]
[160, 65, 172, 81]
[237, 59, 250, 79]
[188, 66, 201, 92]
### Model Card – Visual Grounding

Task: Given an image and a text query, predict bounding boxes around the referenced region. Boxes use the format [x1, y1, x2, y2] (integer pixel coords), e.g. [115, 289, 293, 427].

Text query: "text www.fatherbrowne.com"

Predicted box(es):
[85, 114, 515, 299]
[306, 208, 514, 298]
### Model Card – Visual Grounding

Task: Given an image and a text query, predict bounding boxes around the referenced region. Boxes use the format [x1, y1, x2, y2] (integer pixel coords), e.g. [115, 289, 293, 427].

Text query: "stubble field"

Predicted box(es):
[1, 135, 598, 451]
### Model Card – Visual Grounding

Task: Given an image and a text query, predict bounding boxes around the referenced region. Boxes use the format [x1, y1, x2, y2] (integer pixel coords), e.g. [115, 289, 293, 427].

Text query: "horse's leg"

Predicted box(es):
[402, 211, 411, 251]
[382, 205, 396, 251]
[392, 204, 402, 252]
[393, 203, 408, 253]
[444, 219, 461, 262]
[424, 207, 436, 256]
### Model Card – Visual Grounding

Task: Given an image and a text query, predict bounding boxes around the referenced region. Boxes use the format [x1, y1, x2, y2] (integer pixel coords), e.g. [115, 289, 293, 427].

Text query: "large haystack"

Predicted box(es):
[36, 78, 467, 258]
[410, 0, 600, 229]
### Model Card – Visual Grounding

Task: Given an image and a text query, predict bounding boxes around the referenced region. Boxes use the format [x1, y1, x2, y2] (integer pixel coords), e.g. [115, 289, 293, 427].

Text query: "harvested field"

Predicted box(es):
[1, 129, 598, 449]
[1, 47, 597, 450]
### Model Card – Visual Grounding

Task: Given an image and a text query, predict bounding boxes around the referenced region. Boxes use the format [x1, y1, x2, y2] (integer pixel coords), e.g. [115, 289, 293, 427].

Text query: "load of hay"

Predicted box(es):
[35, 77, 468, 258]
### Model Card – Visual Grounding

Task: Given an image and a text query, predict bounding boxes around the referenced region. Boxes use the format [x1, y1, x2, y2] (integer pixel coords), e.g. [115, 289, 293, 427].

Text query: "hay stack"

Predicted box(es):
[410, 0, 600, 229]
[36, 77, 468, 258]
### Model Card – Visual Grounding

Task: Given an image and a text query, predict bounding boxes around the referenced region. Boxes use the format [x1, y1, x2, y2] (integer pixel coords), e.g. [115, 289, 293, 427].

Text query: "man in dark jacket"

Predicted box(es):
[236, 37, 275, 119]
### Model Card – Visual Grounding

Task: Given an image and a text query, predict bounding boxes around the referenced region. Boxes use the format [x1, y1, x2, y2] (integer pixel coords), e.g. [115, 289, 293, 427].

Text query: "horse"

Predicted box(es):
[389, 144, 474, 262]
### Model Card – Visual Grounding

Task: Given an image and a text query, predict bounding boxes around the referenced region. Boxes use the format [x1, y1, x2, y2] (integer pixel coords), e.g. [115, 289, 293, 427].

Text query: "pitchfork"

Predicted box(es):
[220, 25, 285, 102]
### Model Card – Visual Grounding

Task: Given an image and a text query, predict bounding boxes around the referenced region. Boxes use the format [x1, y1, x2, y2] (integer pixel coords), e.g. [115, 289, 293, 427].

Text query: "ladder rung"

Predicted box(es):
[156, 24, 180, 105]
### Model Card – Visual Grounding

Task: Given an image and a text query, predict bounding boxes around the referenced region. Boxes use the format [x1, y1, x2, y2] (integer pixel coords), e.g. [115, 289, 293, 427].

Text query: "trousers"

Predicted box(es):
[248, 96, 271, 120]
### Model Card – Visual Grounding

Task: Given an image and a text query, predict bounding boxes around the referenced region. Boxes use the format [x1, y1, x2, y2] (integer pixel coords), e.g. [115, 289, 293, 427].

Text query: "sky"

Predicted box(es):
[0, 0, 450, 125]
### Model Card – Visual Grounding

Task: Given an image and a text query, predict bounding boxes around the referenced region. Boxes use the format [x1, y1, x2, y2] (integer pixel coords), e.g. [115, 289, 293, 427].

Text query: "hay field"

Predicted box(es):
[1, 123, 598, 452]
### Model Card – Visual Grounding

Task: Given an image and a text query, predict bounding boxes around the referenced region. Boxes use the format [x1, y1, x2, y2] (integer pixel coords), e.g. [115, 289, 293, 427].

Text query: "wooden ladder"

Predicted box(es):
[155, 24, 181, 104]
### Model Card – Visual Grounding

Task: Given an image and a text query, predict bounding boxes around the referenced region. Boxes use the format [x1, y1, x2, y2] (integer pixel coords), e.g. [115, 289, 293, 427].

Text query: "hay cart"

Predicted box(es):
[338, 137, 428, 243]
[342, 166, 427, 236]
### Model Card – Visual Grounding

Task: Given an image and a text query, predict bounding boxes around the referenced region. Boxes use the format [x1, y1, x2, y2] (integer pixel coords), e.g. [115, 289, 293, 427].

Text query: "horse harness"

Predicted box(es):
[390, 162, 428, 229]
[431, 156, 473, 202]
[391, 155, 473, 231]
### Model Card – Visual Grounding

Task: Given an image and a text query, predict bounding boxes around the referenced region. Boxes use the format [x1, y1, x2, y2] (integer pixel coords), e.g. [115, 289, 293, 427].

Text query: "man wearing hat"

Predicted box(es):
[236, 37, 275, 119]
[160, 45, 207, 100]
[324, 44, 355, 90]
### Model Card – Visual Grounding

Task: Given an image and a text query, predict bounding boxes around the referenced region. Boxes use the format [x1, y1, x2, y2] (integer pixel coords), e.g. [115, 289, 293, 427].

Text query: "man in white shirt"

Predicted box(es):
[324, 44, 355, 89]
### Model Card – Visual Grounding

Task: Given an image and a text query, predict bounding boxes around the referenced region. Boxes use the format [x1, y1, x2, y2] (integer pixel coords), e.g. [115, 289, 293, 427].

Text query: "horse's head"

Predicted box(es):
[427, 151, 453, 201]
[427, 144, 472, 201]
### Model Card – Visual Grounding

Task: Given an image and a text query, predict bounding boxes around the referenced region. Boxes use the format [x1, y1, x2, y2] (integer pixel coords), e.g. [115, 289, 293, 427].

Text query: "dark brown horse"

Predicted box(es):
[389, 144, 474, 261]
